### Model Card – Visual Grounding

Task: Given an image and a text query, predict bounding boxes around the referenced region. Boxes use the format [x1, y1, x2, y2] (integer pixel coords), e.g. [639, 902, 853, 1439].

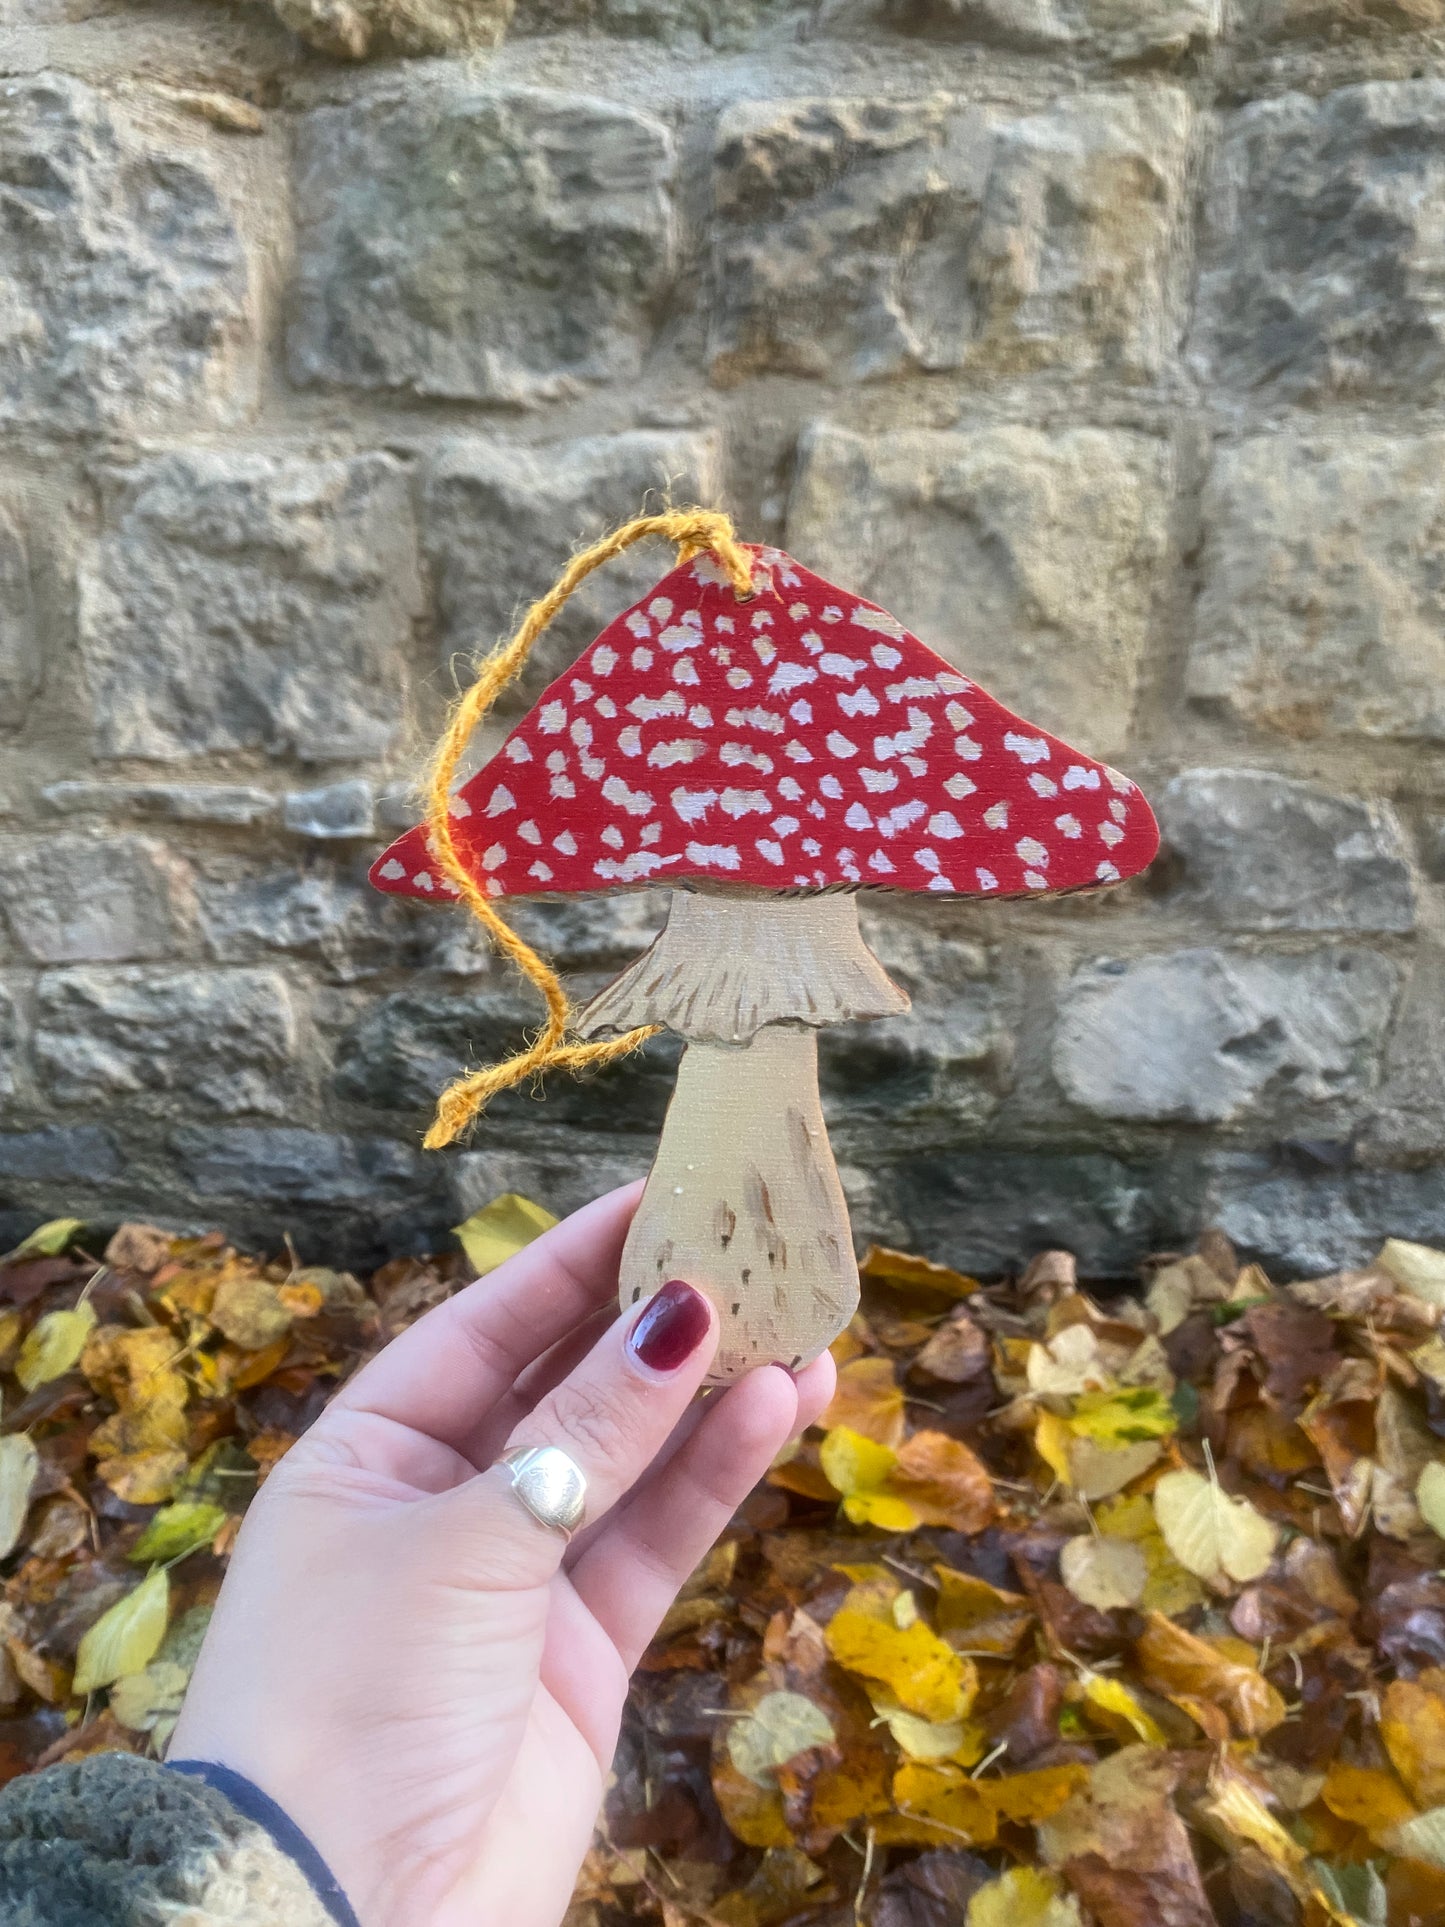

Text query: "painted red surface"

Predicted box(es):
[370, 545, 1159, 902]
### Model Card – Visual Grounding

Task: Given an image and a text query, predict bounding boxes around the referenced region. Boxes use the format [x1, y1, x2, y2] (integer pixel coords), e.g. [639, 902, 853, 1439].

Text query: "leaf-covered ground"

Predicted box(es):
[3, 1208, 1445, 1927]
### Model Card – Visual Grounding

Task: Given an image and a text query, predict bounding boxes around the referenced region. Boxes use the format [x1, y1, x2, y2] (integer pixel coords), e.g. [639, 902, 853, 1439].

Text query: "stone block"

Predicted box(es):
[171, 1127, 419, 1205]
[34, 968, 296, 1116]
[1053, 947, 1400, 1124]
[1203, 1155, 1445, 1276]
[42, 783, 279, 827]
[452, 1139, 648, 1222]
[710, 90, 1192, 383]
[1357, 950, 1445, 1159]
[517, 0, 794, 39]
[0, 983, 17, 1102]
[0, 75, 252, 433]
[877, 0, 1219, 56]
[0, 834, 195, 964]
[1189, 432, 1445, 743]
[0, 1126, 119, 1183]
[788, 422, 1169, 755]
[332, 987, 680, 1131]
[884, 1150, 1186, 1275]
[199, 869, 481, 984]
[421, 431, 721, 704]
[1159, 769, 1416, 933]
[1197, 83, 1445, 399]
[0, 500, 38, 728]
[283, 782, 375, 841]
[1253, 0, 1445, 37]
[80, 452, 422, 765]
[290, 85, 674, 405]
[272, 0, 511, 57]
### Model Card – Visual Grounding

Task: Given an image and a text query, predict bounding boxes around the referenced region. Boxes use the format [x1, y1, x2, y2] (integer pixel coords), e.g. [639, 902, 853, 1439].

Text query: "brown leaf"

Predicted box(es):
[860, 1246, 980, 1300]
[888, 1432, 995, 1533]
[820, 1357, 906, 1448]
[1136, 1613, 1286, 1738]
[1383, 1671, 1445, 1810]
[209, 1266, 293, 1351]
[913, 1312, 991, 1385]
[1038, 1748, 1218, 1927]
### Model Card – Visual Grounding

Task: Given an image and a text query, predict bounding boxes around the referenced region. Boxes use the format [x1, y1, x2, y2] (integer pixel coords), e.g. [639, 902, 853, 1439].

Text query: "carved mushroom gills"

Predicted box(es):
[577, 889, 907, 1383]
[369, 544, 1162, 1385]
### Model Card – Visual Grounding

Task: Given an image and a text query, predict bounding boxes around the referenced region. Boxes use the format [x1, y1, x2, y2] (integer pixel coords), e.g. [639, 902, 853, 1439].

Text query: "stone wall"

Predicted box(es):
[2, 0, 1444, 1278]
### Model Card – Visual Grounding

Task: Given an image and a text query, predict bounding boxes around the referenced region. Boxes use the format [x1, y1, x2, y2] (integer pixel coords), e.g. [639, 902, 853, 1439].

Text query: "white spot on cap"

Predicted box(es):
[685, 841, 740, 870]
[929, 811, 964, 839]
[778, 778, 804, 802]
[632, 647, 653, 671]
[1063, 765, 1100, 791]
[1029, 773, 1059, 797]
[879, 799, 926, 838]
[945, 701, 975, 731]
[851, 604, 904, 637]
[1055, 814, 1082, 839]
[592, 646, 618, 675]
[976, 868, 999, 890]
[378, 858, 405, 880]
[784, 741, 813, 763]
[868, 850, 895, 875]
[886, 677, 938, 702]
[688, 704, 714, 729]
[539, 701, 567, 734]
[639, 822, 661, 846]
[769, 662, 816, 697]
[629, 691, 686, 724]
[649, 597, 673, 621]
[861, 767, 898, 794]
[756, 838, 785, 866]
[1099, 821, 1125, 847]
[673, 656, 699, 686]
[772, 815, 800, 836]
[819, 773, 843, 800]
[481, 844, 506, 871]
[528, 861, 554, 883]
[789, 699, 813, 725]
[725, 706, 783, 735]
[870, 643, 902, 670]
[1023, 870, 1048, 890]
[626, 612, 651, 638]
[448, 795, 472, 820]
[648, 738, 708, 768]
[619, 725, 643, 756]
[1096, 860, 1121, 881]
[671, 787, 717, 826]
[720, 788, 769, 819]
[1109, 798, 1128, 824]
[595, 851, 679, 883]
[944, 773, 976, 800]
[726, 667, 753, 689]
[505, 738, 531, 763]
[820, 653, 866, 681]
[518, 820, 542, 846]
[838, 687, 880, 718]
[914, 848, 941, 875]
[983, 802, 1009, 831]
[601, 825, 624, 850]
[1016, 836, 1049, 867]
[1005, 732, 1049, 765]
[802, 837, 821, 857]
[845, 802, 872, 831]
[601, 774, 654, 817]
[550, 775, 575, 799]
[553, 830, 577, 856]
[720, 742, 773, 773]
[954, 735, 982, 761]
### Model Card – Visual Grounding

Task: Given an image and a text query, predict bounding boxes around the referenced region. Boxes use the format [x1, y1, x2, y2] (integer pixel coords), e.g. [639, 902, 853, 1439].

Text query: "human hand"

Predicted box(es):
[168, 1183, 836, 1927]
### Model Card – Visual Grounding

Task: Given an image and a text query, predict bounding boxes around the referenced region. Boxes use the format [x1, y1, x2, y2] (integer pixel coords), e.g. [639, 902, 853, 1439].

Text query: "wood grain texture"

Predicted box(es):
[575, 889, 909, 1044]
[618, 1025, 858, 1384]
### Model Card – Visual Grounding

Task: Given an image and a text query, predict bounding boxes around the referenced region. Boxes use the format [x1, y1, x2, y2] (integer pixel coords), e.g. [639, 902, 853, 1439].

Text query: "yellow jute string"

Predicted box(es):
[421, 508, 755, 1150]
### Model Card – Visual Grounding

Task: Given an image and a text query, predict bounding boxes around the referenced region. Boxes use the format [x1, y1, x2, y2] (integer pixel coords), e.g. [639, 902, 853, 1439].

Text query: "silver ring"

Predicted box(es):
[499, 1444, 587, 1539]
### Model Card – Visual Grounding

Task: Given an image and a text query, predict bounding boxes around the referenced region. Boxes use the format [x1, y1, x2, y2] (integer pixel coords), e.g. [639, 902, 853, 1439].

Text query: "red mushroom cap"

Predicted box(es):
[371, 546, 1159, 902]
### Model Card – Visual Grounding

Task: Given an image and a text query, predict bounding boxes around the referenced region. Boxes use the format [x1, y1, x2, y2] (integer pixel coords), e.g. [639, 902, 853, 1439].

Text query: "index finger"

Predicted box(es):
[330, 1180, 643, 1457]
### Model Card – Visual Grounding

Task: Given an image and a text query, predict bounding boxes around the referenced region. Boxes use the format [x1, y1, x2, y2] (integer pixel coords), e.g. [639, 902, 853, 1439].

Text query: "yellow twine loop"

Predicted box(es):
[421, 508, 755, 1150]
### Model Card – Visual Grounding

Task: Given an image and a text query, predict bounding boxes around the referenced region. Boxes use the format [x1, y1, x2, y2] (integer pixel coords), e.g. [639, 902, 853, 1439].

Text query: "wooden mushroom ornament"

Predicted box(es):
[371, 519, 1160, 1384]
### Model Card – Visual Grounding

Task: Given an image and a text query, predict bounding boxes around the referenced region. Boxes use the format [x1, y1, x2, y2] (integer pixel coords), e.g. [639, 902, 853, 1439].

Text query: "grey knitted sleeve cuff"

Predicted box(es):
[0, 1750, 342, 1927]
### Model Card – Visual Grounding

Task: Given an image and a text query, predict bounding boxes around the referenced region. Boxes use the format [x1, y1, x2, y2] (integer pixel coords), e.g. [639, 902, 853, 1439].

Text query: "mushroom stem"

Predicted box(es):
[618, 1024, 857, 1385]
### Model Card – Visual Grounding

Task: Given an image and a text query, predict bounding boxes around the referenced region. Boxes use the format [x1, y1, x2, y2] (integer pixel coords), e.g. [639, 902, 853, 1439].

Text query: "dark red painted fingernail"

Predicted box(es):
[628, 1279, 711, 1374]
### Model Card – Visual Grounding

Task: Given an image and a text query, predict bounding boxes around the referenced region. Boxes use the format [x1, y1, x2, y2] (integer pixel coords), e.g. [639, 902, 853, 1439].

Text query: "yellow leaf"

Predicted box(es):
[867, 1689, 986, 1765]
[821, 1357, 906, 1448]
[454, 1193, 558, 1277]
[1196, 1760, 1309, 1892]
[883, 1760, 997, 1847]
[819, 1426, 919, 1531]
[1060, 1534, 1147, 1611]
[983, 1766, 1089, 1825]
[967, 1867, 1081, 1927]
[1081, 1672, 1170, 1746]
[1034, 1410, 1074, 1486]
[1069, 1386, 1177, 1446]
[858, 1245, 979, 1299]
[825, 1598, 976, 1724]
[0, 1434, 38, 1561]
[1096, 1492, 1204, 1615]
[1152, 1467, 1277, 1585]
[1418, 1462, 1445, 1540]
[1321, 1761, 1417, 1844]
[1383, 1672, 1445, 1809]
[109, 1659, 190, 1744]
[7, 1218, 85, 1261]
[933, 1568, 1034, 1657]
[1026, 1325, 1108, 1400]
[726, 1691, 836, 1786]
[1379, 1238, 1445, 1309]
[15, 1301, 97, 1392]
[73, 1568, 170, 1695]
[96, 1448, 189, 1506]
